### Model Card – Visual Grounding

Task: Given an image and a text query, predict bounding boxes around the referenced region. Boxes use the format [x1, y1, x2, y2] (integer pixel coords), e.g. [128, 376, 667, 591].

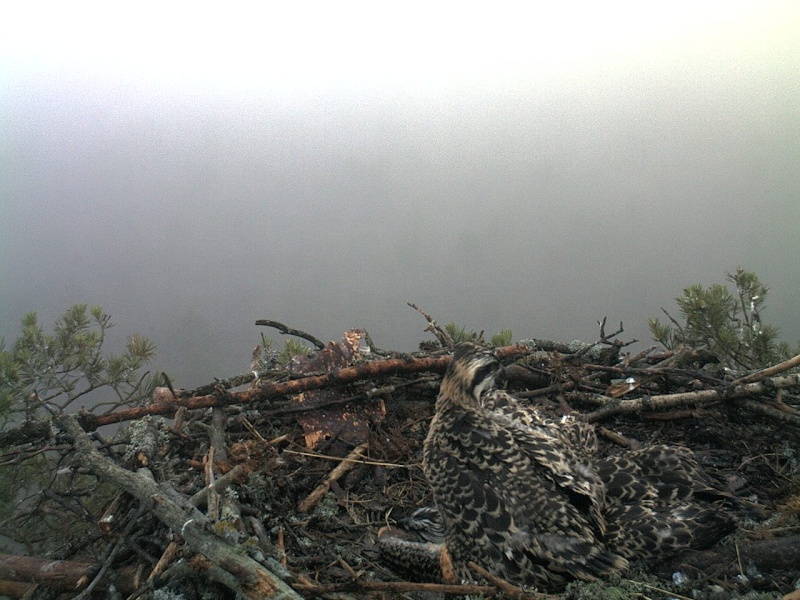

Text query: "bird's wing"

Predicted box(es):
[483, 389, 599, 456]
[508, 415, 607, 537]
[595, 445, 736, 560]
[426, 407, 624, 583]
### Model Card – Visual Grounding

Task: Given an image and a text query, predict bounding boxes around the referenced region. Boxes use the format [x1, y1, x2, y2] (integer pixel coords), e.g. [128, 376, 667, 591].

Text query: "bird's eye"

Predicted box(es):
[470, 362, 498, 396]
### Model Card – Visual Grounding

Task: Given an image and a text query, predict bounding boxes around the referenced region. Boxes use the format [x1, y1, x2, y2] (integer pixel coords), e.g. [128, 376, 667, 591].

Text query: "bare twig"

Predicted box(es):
[291, 579, 498, 596]
[626, 579, 694, 600]
[277, 526, 286, 568]
[255, 320, 325, 350]
[516, 380, 576, 399]
[583, 363, 724, 387]
[75, 501, 148, 599]
[732, 352, 800, 385]
[191, 465, 245, 507]
[283, 448, 409, 469]
[147, 541, 181, 583]
[407, 302, 456, 347]
[735, 398, 800, 426]
[572, 318, 633, 360]
[623, 345, 660, 366]
[661, 307, 685, 335]
[56, 414, 303, 600]
[258, 375, 439, 418]
[297, 443, 369, 513]
[162, 373, 178, 399]
[467, 561, 538, 599]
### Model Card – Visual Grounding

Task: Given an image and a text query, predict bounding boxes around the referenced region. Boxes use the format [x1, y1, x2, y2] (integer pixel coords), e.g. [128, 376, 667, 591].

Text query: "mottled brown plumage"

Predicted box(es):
[415, 342, 734, 590]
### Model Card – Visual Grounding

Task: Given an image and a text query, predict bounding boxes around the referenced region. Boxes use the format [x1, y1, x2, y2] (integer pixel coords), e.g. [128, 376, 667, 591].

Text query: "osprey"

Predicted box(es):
[408, 342, 734, 590]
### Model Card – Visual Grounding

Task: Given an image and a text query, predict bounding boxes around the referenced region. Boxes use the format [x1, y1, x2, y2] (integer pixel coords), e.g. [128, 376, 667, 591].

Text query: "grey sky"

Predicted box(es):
[2, 3, 799, 386]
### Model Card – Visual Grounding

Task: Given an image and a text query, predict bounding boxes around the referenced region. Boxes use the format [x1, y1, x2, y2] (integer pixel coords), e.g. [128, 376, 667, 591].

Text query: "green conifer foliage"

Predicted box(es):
[649, 268, 792, 370]
[0, 304, 158, 552]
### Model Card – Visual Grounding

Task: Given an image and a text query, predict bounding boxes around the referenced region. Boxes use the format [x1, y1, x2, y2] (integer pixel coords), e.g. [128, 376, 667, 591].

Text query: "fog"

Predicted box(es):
[2, 3, 799, 387]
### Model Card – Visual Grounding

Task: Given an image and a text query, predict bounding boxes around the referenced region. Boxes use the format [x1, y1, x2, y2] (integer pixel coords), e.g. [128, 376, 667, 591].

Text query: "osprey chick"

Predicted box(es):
[418, 343, 733, 590]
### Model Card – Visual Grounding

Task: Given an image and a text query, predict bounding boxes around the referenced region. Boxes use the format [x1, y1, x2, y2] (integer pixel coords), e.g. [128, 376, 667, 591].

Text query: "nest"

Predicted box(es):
[1, 319, 799, 599]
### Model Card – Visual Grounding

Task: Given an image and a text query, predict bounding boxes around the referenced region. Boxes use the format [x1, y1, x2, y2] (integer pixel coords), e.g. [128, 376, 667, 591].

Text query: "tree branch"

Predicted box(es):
[580, 374, 800, 422]
[55, 414, 302, 600]
[79, 346, 535, 430]
[731, 352, 800, 385]
[254, 320, 325, 349]
[0, 553, 140, 594]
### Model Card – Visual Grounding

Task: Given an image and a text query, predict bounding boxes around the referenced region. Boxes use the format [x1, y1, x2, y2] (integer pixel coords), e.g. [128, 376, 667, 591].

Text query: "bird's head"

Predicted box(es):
[437, 342, 502, 408]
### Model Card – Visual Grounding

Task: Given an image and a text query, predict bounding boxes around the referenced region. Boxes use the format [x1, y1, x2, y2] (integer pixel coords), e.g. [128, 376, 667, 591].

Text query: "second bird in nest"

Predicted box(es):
[386, 342, 735, 591]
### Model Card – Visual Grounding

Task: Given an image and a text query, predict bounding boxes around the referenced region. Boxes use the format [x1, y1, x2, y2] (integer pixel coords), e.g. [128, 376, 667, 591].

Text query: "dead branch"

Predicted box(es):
[572, 317, 630, 360]
[583, 363, 724, 386]
[597, 426, 641, 449]
[467, 561, 539, 599]
[191, 464, 245, 507]
[0, 552, 139, 594]
[521, 338, 577, 353]
[732, 352, 800, 385]
[291, 579, 499, 596]
[148, 541, 181, 582]
[255, 320, 326, 350]
[624, 345, 660, 365]
[735, 398, 800, 426]
[55, 414, 303, 600]
[407, 302, 456, 347]
[129, 416, 160, 468]
[581, 374, 800, 422]
[0, 343, 549, 448]
[517, 380, 577, 399]
[256, 375, 440, 419]
[0, 345, 532, 436]
[297, 443, 369, 513]
[77, 354, 454, 430]
[76, 500, 148, 599]
[640, 348, 720, 369]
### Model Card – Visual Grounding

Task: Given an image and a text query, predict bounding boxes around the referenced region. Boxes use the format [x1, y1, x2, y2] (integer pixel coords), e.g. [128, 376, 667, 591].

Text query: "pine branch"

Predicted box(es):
[580, 373, 800, 423]
[55, 414, 302, 600]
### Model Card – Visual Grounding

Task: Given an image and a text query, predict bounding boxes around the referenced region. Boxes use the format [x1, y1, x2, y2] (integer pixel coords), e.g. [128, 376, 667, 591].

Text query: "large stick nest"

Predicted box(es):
[1, 319, 799, 599]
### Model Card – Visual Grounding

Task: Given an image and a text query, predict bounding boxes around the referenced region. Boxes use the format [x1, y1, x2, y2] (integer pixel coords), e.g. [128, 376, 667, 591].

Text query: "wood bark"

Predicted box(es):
[581, 374, 800, 422]
[76, 354, 454, 430]
[70, 345, 533, 430]
[0, 553, 138, 594]
[55, 414, 303, 600]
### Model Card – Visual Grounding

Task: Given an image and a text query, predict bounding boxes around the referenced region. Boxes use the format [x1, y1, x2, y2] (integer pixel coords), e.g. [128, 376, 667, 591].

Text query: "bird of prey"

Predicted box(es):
[400, 342, 734, 591]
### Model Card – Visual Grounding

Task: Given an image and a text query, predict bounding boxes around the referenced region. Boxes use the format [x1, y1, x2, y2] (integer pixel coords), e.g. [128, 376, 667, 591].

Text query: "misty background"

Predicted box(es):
[2, 3, 799, 388]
